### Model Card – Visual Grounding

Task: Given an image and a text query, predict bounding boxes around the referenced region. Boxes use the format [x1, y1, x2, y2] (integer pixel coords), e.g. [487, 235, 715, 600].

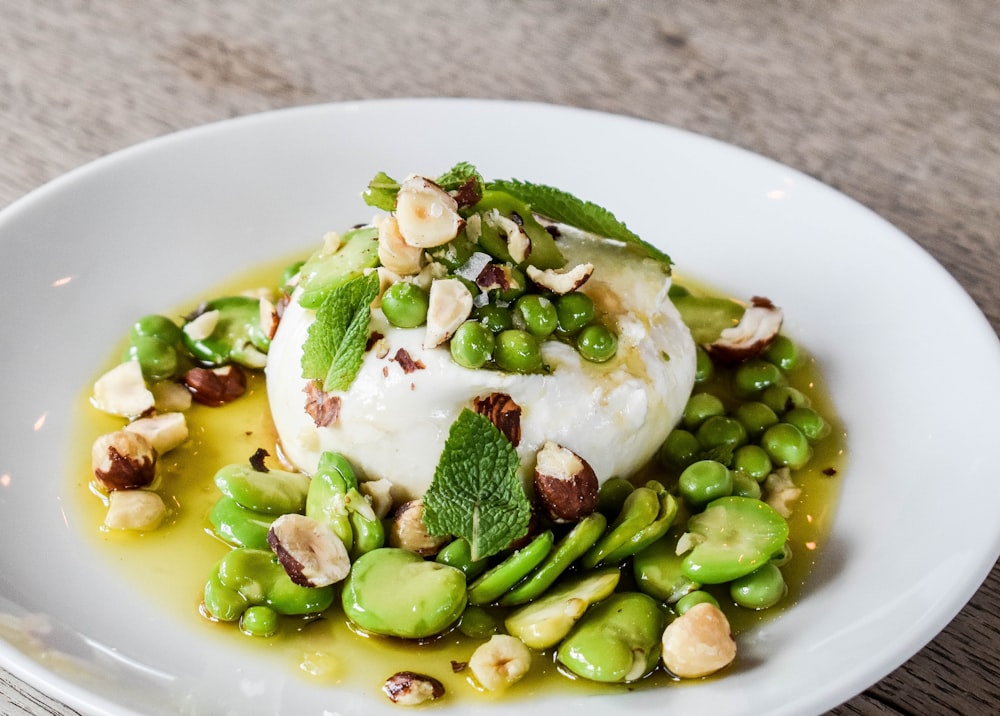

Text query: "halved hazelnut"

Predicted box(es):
[474, 392, 522, 447]
[389, 499, 449, 556]
[124, 412, 188, 454]
[661, 602, 737, 678]
[104, 489, 168, 531]
[705, 297, 783, 363]
[395, 176, 464, 248]
[382, 671, 445, 705]
[485, 209, 531, 264]
[377, 215, 425, 275]
[184, 364, 246, 406]
[423, 278, 473, 349]
[267, 513, 351, 588]
[532, 441, 599, 523]
[526, 262, 594, 295]
[91, 360, 155, 418]
[91, 430, 157, 491]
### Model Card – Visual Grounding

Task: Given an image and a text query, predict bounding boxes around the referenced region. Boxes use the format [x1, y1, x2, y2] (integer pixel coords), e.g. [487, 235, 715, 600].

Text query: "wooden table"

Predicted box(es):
[2, 2, 998, 714]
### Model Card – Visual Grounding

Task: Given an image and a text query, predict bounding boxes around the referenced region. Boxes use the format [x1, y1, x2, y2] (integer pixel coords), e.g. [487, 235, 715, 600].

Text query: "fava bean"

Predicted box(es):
[633, 536, 700, 603]
[209, 496, 275, 550]
[123, 335, 179, 381]
[674, 590, 719, 615]
[341, 548, 467, 639]
[130, 314, 183, 347]
[582, 486, 660, 569]
[182, 296, 271, 368]
[468, 531, 554, 605]
[436, 538, 489, 580]
[457, 605, 501, 638]
[556, 592, 665, 683]
[729, 562, 786, 609]
[214, 463, 311, 516]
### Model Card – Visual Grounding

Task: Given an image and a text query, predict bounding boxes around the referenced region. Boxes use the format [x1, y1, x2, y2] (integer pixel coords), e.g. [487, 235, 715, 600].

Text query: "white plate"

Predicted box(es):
[1, 99, 999, 716]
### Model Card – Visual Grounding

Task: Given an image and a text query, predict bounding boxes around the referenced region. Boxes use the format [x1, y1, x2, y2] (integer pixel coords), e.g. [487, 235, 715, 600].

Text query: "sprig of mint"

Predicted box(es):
[301, 272, 379, 391]
[422, 409, 530, 562]
[486, 178, 672, 268]
[362, 162, 485, 212]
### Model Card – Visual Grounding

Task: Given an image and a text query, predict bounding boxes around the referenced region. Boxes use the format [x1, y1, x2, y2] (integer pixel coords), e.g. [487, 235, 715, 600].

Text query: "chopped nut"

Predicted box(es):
[764, 467, 801, 518]
[182, 309, 220, 342]
[151, 380, 192, 412]
[382, 671, 445, 706]
[526, 262, 594, 295]
[532, 441, 599, 523]
[260, 297, 279, 340]
[468, 634, 532, 691]
[267, 513, 351, 588]
[661, 602, 737, 678]
[104, 490, 167, 531]
[485, 209, 531, 264]
[395, 176, 464, 248]
[389, 500, 449, 556]
[359, 478, 396, 520]
[474, 392, 522, 446]
[377, 215, 424, 275]
[91, 430, 157, 491]
[124, 412, 188, 454]
[91, 361, 155, 418]
[391, 348, 425, 374]
[184, 365, 246, 406]
[303, 380, 342, 427]
[423, 278, 473, 349]
[705, 297, 783, 363]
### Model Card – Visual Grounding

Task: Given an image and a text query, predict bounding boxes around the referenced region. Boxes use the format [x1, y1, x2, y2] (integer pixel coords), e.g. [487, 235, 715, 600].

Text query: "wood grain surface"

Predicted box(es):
[2, 2, 998, 714]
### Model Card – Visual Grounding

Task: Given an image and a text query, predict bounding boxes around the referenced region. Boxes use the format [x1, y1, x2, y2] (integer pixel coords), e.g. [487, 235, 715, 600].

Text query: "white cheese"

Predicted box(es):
[266, 229, 696, 501]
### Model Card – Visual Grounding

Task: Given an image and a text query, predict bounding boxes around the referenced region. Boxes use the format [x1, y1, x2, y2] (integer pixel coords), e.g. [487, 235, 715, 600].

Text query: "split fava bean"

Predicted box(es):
[436, 538, 489, 580]
[582, 482, 678, 569]
[203, 548, 335, 622]
[214, 463, 310, 516]
[504, 567, 620, 649]
[209, 496, 274, 550]
[182, 296, 271, 368]
[632, 536, 701, 603]
[556, 592, 665, 683]
[680, 496, 789, 584]
[467, 531, 554, 606]
[341, 548, 467, 639]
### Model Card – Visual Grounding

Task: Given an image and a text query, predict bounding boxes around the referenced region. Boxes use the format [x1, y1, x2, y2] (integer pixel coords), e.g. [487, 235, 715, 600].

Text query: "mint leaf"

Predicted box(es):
[362, 171, 399, 212]
[423, 409, 530, 562]
[486, 178, 672, 268]
[301, 272, 379, 392]
[434, 162, 484, 194]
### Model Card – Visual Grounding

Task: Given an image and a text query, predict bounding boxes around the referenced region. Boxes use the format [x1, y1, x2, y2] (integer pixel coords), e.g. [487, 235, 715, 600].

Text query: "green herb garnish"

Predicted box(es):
[362, 162, 485, 212]
[486, 178, 672, 267]
[422, 409, 531, 562]
[301, 272, 380, 391]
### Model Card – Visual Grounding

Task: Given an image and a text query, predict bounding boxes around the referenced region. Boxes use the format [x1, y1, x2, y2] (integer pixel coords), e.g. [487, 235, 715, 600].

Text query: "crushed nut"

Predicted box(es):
[91, 430, 157, 491]
[184, 365, 246, 406]
[391, 348, 425, 374]
[526, 262, 594, 295]
[705, 296, 783, 363]
[382, 671, 445, 706]
[474, 392, 522, 446]
[303, 380, 342, 427]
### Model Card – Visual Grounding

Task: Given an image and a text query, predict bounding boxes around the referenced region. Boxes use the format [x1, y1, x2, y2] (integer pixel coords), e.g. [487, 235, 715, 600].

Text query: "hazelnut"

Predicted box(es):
[91, 430, 157, 491]
[661, 602, 737, 678]
[267, 513, 351, 588]
[382, 671, 445, 705]
[526, 262, 594, 295]
[395, 175, 464, 248]
[183, 364, 246, 406]
[705, 297, 783, 363]
[389, 500, 449, 556]
[532, 441, 599, 523]
[91, 360, 155, 418]
[423, 278, 473, 349]
[104, 490, 167, 531]
[377, 215, 424, 275]
[123, 412, 188, 454]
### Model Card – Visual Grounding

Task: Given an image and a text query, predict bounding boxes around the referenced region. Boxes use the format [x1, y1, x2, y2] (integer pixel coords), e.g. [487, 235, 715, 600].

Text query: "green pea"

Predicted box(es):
[694, 346, 714, 383]
[123, 335, 179, 381]
[577, 324, 618, 363]
[732, 444, 773, 482]
[633, 536, 700, 603]
[473, 303, 513, 333]
[733, 359, 785, 397]
[733, 401, 780, 440]
[240, 605, 279, 637]
[682, 392, 726, 431]
[381, 281, 429, 328]
[209, 496, 275, 550]
[130, 314, 183, 347]
[494, 329, 543, 373]
[555, 291, 595, 335]
[731, 470, 762, 499]
[783, 407, 831, 442]
[457, 606, 500, 639]
[695, 415, 748, 451]
[513, 295, 558, 337]
[659, 429, 701, 470]
[674, 590, 719, 615]
[764, 334, 801, 371]
[680, 497, 789, 584]
[450, 321, 495, 369]
[730, 563, 786, 609]
[597, 476, 635, 517]
[341, 548, 467, 638]
[761, 385, 811, 415]
[678, 460, 733, 507]
[505, 568, 620, 649]
[556, 592, 665, 683]
[760, 423, 813, 470]
[436, 538, 489, 580]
